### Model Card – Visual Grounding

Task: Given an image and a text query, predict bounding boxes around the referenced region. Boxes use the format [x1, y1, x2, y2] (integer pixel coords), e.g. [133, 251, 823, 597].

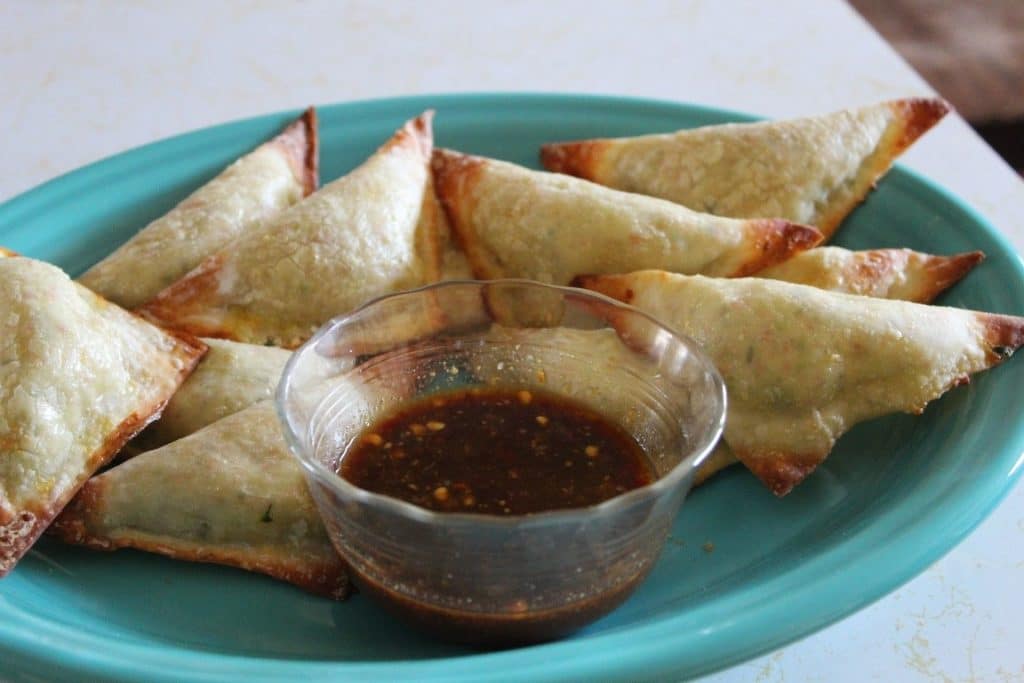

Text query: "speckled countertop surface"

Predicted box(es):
[2, 1, 1022, 680]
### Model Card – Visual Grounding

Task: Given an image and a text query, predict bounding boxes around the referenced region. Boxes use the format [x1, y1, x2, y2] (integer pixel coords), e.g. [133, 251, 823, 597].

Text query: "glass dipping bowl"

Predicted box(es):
[277, 280, 725, 645]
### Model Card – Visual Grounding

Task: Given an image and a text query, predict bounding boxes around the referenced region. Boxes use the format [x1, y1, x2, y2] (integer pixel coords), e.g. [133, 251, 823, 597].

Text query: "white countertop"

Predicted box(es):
[2, 1, 1022, 680]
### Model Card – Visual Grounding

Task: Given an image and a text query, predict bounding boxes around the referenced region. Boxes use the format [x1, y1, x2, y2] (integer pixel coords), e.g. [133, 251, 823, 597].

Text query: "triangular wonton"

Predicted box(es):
[1, 257, 205, 575]
[758, 246, 983, 303]
[51, 401, 348, 598]
[136, 338, 291, 450]
[542, 98, 950, 240]
[579, 270, 1024, 495]
[691, 246, 984, 487]
[432, 149, 821, 284]
[139, 112, 443, 348]
[80, 109, 319, 308]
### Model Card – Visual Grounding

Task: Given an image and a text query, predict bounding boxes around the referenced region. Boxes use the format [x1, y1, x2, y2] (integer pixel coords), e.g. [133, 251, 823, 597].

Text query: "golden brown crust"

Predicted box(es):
[431, 148, 495, 278]
[572, 273, 638, 304]
[42, 479, 104, 547]
[854, 250, 908, 295]
[1, 330, 205, 576]
[758, 247, 984, 303]
[0, 247, 17, 258]
[890, 98, 953, 154]
[978, 311, 1024, 362]
[394, 113, 439, 281]
[539, 139, 610, 180]
[815, 97, 950, 239]
[847, 250, 904, 293]
[149, 324, 209, 365]
[272, 107, 320, 197]
[135, 253, 237, 338]
[734, 448, 823, 497]
[0, 513, 38, 572]
[730, 219, 823, 277]
[416, 126, 446, 284]
[388, 110, 435, 158]
[915, 250, 984, 302]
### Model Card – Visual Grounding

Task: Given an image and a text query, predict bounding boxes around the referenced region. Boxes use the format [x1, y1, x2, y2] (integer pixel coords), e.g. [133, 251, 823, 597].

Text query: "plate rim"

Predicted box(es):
[1, 91, 1023, 682]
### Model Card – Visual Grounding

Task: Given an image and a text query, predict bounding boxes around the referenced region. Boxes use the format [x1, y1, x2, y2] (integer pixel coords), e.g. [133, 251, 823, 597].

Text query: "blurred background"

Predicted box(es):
[852, 0, 1022, 173]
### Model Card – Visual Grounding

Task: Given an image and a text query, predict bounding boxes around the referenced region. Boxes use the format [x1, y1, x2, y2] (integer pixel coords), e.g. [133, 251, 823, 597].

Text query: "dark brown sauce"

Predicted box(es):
[339, 387, 657, 644]
[350, 566, 651, 645]
[340, 387, 653, 515]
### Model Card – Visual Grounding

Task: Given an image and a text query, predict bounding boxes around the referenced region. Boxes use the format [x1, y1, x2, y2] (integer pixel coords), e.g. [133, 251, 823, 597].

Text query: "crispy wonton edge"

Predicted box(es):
[540, 98, 951, 241]
[273, 106, 320, 197]
[432, 148, 821, 281]
[136, 111, 437, 349]
[0, 321, 206, 576]
[575, 270, 1024, 496]
[51, 478, 349, 599]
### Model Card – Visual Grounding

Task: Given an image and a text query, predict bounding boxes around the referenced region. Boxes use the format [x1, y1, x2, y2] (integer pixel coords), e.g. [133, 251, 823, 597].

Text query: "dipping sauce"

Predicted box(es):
[353, 566, 649, 645]
[338, 387, 659, 643]
[340, 387, 653, 515]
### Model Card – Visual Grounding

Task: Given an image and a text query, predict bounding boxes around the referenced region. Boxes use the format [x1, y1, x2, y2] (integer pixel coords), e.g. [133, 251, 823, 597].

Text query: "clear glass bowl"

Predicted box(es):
[277, 280, 726, 644]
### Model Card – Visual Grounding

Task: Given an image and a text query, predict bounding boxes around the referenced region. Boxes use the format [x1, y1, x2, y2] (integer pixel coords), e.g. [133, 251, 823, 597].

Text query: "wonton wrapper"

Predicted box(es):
[139, 112, 443, 348]
[579, 270, 1024, 496]
[438, 222, 474, 281]
[432, 149, 821, 284]
[80, 109, 319, 308]
[757, 247, 983, 303]
[430, 170, 474, 281]
[51, 401, 348, 599]
[135, 338, 291, 450]
[693, 444, 740, 487]
[692, 247, 984, 486]
[0, 258, 205, 575]
[691, 247, 983, 485]
[542, 98, 950, 240]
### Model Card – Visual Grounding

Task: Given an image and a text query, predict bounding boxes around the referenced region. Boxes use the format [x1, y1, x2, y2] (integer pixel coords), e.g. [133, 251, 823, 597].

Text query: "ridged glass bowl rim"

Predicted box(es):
[276, 279, 727, 529]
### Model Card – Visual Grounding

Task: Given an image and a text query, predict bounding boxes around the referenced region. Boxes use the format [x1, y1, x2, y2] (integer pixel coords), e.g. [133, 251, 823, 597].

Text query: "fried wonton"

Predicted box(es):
[0, 257, 205, 576]
[139, 111, 443, 348]
[691, 247, 983, 487]
[438, 218, 474, 281]
[427, 166, 474, 281]
[51, 401, 348, 599]
[688, 245, 983, 485]
[579, 270, 1024, 496]
[759, 247, 984, 303]
[693, 445, 740, 487]
[135, 338, 291, 450]
[80, 109, 319, 308]
[431, 149, 821, 284]
[542, 98, 950, 240]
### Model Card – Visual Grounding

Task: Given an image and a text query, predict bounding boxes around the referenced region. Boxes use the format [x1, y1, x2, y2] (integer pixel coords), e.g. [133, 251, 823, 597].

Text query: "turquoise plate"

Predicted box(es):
[1, 94, 1023, 682]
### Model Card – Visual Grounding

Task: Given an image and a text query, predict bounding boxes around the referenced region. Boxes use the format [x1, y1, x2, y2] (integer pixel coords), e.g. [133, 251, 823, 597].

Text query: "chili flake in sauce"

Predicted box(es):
[340, 387, 653, 515]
